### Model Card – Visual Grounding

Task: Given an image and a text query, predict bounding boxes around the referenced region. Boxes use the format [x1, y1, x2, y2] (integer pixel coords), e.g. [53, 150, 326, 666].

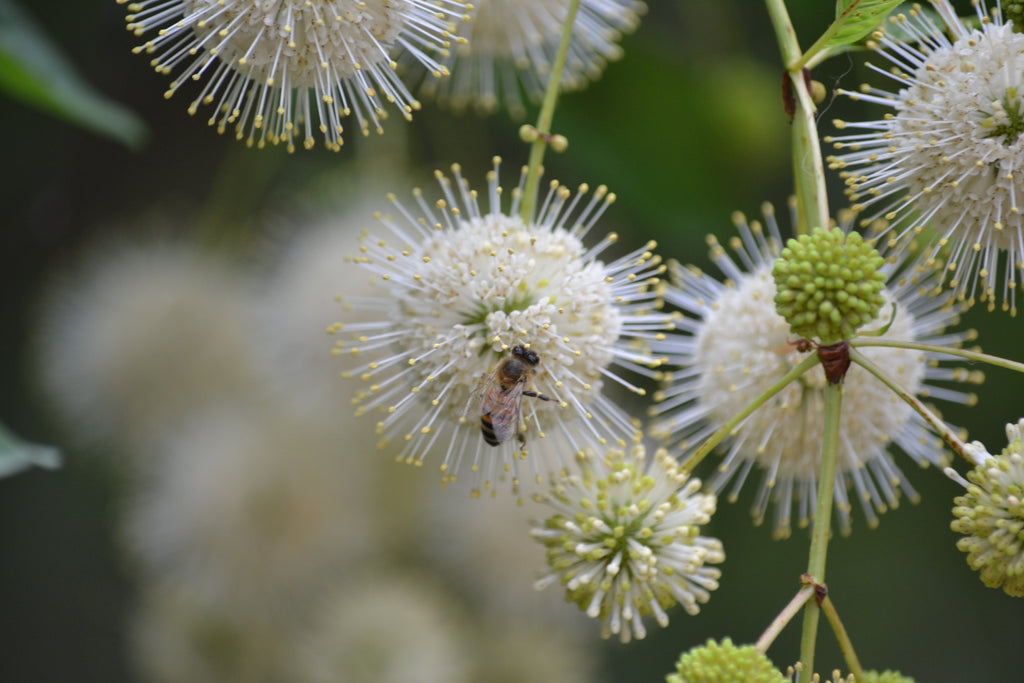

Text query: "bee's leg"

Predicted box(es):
[523, 390, 555, 402]
[517, 431, 527, 448]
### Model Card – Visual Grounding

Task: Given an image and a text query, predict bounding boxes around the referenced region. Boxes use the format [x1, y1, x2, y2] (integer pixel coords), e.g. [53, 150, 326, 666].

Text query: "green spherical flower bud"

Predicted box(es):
[950, 419, 1024, 597]
[666, 638, 785, 683]
[771, 227, 886, 344]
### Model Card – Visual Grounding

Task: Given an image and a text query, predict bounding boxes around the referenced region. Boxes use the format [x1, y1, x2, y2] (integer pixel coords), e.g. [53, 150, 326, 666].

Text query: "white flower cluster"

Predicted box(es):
[648, 205, 978, 538]
[531, 446, 724, 642]
[414, 0, 646, 117]
[829, 1, 1024, 313]
[120, 0, 469, 150]
[331, 158, 671, 497]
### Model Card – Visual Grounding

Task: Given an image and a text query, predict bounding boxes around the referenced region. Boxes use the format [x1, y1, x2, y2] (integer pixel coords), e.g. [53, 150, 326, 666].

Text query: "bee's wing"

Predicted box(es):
[481, 378, 525, 444]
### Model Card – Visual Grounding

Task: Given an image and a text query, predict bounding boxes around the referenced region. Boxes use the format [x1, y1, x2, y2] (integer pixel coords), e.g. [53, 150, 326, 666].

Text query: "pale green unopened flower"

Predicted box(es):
[772, 227, 886, 345]
[667, 638, 786, 683]
[947, 418, 1024, 597]
[827, 1, 1024, 313]
[532, 446, 724, 643]
[119, 0, 469, 151]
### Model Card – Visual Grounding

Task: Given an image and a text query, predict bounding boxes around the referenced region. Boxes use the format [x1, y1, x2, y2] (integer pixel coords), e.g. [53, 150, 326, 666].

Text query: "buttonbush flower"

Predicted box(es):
[827, 1, 1024, 313]
[413, 0, 646, 117]
[36, 241, 254, 451]
[330, 158, 670, 496]
[123, 405, 375, 605]
[668, 638, 786, 683]
[649, 204, 980, 538]
[119, 0, 470, 151]
[294, 572, 472, 683]
[531, 446, 724, 643]
[947, 417, 1024, 597]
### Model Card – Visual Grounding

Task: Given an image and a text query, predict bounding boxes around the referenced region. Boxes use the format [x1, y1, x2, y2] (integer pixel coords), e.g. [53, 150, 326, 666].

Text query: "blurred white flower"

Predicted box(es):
[419, 472, 594, 628]
[130, 583, 294, 683]
[292, 571, 472, 683]
[532, 445, 724, 643]
[649, 205, 979, 537]
[251, 198, 388, 420]
[331, 158, 670, 496]
[120, 0, 470, 150]
[36, 241, 254, 451]
[122, 404, 374, 605]
[469, 616, 603, 683]
[413, 0, 646, 117]
[828, 1, 1024, 313]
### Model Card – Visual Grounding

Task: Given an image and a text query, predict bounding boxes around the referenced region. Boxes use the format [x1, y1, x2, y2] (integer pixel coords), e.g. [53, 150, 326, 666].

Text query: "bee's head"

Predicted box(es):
[511, 344, 540, 366]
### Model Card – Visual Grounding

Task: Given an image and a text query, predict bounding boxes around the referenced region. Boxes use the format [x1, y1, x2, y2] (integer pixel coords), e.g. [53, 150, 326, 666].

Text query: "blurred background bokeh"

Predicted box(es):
[1, 1, 1021, 681]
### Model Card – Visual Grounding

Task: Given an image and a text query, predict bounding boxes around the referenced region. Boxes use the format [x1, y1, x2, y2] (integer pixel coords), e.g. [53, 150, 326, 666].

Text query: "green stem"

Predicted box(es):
[852, 337, 1024, 375]
[764, 0, 829, 235]
[679, 353, 819, 474]
[755, 585, 815, 653]
[519, 0, 580, 223]
[849, 347, 971, 462]
[820, 596, 864, 681]
[797, 380, 842, 683]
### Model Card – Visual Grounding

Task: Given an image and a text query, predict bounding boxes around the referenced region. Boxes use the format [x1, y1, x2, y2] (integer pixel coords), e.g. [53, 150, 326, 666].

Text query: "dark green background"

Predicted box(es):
[1, 1, 1020, 681]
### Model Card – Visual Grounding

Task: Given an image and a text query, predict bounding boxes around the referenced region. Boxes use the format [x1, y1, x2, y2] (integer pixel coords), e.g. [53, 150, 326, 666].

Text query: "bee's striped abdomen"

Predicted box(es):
[480, 413, 500, 446]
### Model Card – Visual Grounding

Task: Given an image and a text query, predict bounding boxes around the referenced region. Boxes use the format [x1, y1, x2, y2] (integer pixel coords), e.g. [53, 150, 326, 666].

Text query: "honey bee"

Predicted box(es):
[480, 345, 554, 447]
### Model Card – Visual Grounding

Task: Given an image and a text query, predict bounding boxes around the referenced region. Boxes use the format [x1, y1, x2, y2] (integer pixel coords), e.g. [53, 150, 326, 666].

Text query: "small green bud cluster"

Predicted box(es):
[666, 638, 785, 683]
[772, 227, 886, 344]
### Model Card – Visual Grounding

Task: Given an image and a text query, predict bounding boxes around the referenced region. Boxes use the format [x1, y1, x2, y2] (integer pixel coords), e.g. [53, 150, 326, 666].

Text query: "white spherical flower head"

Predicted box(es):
[828, 2, 1024, 313]
[120, 0, 469, 150]
[123, 406, 374, 605]
[412, 0, 646, 117]
[331, 158, 670, 496]
[649, 204, 980, 538]
[294, 572, 472, 683]
[948, 418, 1024, 597]
[35, 241, 254, 451]
[531, 446, 724, 643]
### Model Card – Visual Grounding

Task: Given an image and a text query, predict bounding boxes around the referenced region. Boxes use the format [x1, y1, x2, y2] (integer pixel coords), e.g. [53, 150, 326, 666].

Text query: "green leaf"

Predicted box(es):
[0, 421, 61, 479]
[0, 0, 148, 149]
[827, 0, 905, 47]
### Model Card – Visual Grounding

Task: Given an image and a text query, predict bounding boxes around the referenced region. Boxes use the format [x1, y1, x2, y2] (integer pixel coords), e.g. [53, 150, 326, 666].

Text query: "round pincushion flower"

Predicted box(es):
[772, 227, 886, 345]
[531, 446, 724, 643]
[412, 0, 646, 117]
[330, 158, 671, 496]
[947, 418, 1024, 597]
[827, 1, 1024, 313]
[120, 0, 470, 151]
[667, 638, 785, 683]
[649, 204, 980, 538]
